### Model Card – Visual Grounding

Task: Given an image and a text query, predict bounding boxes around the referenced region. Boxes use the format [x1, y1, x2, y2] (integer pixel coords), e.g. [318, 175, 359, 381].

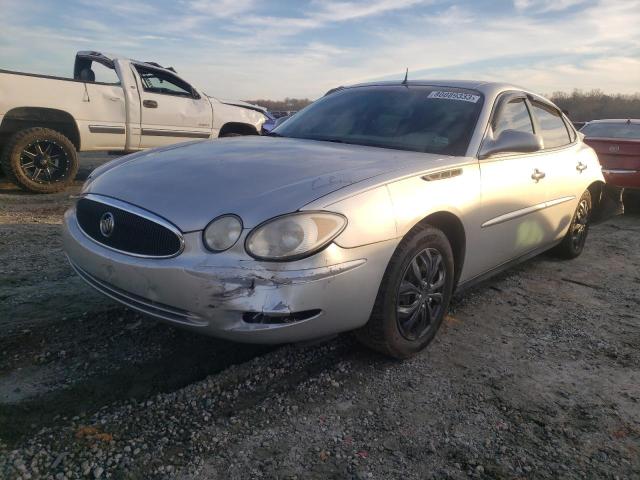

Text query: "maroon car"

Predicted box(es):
[581, 119, 640, 190]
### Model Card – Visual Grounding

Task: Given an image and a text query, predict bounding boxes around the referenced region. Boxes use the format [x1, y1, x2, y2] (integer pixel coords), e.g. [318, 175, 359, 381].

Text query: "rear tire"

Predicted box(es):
[552, 189, 592, 259]
[1, 127, 78, 193]
[355, 225, 454, 359]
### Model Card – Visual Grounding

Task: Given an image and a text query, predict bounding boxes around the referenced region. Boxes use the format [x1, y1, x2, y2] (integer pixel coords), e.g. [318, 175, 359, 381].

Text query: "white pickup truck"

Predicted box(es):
[0, 51, 266, 193]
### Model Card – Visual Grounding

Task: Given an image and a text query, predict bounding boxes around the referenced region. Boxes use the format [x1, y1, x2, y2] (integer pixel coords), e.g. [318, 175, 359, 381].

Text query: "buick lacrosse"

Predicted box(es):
[63, 81, 614, 358]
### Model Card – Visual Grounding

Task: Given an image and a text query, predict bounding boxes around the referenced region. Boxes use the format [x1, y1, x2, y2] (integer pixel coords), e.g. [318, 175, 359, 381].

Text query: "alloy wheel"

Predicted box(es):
[19, 140, 70, 184]
[571, 198, 590, 249]
[396, 248, 446, 341]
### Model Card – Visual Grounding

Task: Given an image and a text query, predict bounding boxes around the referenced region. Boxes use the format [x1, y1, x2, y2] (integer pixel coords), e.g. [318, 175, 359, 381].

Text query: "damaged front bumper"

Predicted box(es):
[62, 208, 397, 343]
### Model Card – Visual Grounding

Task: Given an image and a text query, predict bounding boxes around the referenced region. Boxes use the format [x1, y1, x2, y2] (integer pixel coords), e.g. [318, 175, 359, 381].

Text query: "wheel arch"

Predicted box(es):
[0, 107, 81, 150]
[587, 179, 624, 223]
[407, 211, 467, 287]
[218, 122, 259, 137]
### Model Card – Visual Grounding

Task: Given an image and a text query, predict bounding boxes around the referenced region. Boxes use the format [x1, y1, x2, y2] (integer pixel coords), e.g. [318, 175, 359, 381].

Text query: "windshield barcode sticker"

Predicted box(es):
[428, 91, 480, 103]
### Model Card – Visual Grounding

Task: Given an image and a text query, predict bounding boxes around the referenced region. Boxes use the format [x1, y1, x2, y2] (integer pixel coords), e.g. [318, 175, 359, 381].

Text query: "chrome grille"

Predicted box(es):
[76, 194, 184, 258]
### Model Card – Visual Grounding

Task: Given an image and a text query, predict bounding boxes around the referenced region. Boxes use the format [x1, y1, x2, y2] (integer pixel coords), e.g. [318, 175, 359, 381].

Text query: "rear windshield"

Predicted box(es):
[273, 86, 484, 156]
[580, 122, 640, 140]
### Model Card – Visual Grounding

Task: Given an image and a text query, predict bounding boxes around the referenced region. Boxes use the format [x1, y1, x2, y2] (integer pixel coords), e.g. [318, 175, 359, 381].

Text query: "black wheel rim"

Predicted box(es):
[396, 248, 446, 341]
[19, 140, 71, 184]
[571, 198, 590, 250]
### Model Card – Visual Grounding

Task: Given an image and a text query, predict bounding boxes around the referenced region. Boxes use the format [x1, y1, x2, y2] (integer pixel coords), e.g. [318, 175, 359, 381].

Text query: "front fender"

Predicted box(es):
[212, 101, 266, 133]
[319, 186, 397, 248]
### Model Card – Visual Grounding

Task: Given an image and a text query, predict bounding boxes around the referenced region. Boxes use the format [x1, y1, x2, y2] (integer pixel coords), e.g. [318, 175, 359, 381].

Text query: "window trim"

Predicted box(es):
[477, 91, 537, 161]
[528, 99, 574, 151]
[478, 91, 579, 161]
[133, 64, 200, 100]
[491, 95, 536, 137]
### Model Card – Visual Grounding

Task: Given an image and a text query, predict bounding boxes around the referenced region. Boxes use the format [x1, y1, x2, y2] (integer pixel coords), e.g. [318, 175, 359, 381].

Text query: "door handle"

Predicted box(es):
[143, 100, 158, 108]
[108, 96, 121, 102]
[531, 169, 546, 182]
[576, 162, 587, 172]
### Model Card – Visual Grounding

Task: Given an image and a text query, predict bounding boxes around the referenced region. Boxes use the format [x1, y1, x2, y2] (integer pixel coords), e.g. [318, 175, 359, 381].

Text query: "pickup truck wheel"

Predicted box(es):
[355, 225, 454, 359]
[1, 128, 78, 193]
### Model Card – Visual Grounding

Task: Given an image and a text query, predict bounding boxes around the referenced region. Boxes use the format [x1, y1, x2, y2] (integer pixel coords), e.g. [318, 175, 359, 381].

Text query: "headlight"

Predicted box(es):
[245, 212, 347, 261]
[203, 215, 243, 252]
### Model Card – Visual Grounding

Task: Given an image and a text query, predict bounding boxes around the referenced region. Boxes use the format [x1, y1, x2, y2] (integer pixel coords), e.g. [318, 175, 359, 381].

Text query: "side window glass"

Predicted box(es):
[135, 66, 194, 98]
[531, 102, 571, 148]
[92, 62, 120, 84]
[492, 98, 533, 137]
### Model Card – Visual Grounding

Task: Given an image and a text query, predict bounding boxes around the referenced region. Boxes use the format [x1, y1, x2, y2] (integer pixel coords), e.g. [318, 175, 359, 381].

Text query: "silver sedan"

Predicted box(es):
[63, 80, 614, 358]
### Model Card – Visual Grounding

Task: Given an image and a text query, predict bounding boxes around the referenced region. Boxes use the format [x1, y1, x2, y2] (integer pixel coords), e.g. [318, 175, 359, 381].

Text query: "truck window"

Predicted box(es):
[134, 65, 196, 98]
[92, 62, 120, 84]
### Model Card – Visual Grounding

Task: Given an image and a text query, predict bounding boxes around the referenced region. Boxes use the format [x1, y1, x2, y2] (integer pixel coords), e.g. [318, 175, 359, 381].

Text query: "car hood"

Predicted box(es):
[86, 137, 438, 231]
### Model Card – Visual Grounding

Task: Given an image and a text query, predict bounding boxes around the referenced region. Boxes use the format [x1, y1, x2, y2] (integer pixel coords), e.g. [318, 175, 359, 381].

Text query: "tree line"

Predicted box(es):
[247, 98, 312, 113]
[542, 90, 639, 122]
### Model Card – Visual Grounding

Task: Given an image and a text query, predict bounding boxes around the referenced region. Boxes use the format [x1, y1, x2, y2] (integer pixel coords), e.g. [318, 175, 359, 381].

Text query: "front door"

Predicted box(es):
[133, 65, 213, 148]
[470, 95, 553, 277]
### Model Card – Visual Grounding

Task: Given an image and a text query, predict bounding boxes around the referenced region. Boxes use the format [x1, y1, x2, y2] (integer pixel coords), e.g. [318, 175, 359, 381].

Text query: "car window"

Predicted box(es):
[135, 66, 194, 97]
[531, 102, 571, 148]
[492, 98, 534, 137]
[273, 86, 484, 156]
[580, 122, 640, 139]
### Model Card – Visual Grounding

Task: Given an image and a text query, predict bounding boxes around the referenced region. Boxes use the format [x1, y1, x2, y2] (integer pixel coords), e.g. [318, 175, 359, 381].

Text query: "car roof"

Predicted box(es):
[585, 119, 640, 124]
[348, 79, 521, 92]
[341, 79, 553, 104]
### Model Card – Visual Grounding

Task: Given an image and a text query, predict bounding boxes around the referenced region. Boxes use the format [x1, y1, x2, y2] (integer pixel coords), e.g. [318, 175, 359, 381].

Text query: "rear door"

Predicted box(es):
[527, 101, 582, 242]
[473, 93, 553, 275]
[79, 59, 127, 150]
[132, 64, 213, 148]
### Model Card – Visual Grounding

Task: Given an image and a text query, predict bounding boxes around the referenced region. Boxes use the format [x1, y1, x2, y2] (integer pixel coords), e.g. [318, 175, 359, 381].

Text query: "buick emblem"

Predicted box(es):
[99, 212, 115, 238]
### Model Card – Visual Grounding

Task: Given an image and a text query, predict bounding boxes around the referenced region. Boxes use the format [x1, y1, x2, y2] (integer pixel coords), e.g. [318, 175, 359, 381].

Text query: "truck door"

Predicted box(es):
[74, 56, 127, 150]
[132, 64, 213, 148]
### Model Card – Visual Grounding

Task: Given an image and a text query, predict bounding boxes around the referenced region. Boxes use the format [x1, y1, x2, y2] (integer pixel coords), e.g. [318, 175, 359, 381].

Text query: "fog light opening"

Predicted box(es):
[243, 309, 322, 325]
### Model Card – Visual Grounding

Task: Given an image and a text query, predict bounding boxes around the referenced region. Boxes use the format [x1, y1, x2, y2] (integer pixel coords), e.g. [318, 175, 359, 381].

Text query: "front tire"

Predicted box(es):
[356, 225, 455, 359]
[552, 189, 592, 259]
[1, 128, 78, 193]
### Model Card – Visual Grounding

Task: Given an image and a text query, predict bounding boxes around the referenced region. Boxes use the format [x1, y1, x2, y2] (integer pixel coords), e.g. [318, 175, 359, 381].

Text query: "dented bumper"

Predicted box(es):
[62, 208, 397, 343]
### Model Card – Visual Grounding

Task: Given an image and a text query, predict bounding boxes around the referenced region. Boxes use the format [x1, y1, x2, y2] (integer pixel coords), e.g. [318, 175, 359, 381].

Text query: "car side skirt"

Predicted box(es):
[455, 239, 562, 294]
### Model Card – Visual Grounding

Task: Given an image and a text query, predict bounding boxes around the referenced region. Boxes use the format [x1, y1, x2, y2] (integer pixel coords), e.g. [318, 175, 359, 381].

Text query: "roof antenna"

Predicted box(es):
[401, 67, 408, 85]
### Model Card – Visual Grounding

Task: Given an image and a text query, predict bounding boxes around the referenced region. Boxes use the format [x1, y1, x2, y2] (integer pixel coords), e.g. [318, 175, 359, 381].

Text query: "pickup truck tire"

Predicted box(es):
[1, 128, 78, 193]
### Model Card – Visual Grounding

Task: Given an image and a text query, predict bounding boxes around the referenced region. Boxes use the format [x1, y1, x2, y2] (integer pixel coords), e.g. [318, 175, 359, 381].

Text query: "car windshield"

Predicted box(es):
[581, 122, 640, 140]
[273, 86, 484, 156]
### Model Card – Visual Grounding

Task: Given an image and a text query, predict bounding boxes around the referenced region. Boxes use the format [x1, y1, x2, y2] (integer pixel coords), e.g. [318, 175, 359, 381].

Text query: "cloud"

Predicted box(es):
[189, 0, 257, 17]
[513, 0, 586, 12]
[227, 0, 431, 36]
[0, 0, 638, 99]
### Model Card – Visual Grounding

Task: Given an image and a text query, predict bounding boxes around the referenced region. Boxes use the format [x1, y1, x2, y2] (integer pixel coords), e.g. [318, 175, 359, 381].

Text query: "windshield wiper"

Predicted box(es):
[266, 131, 283, 137]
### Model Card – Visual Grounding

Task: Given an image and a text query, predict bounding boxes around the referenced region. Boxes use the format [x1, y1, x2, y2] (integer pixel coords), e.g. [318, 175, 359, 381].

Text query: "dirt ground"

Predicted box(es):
[0, 153, 638, 479]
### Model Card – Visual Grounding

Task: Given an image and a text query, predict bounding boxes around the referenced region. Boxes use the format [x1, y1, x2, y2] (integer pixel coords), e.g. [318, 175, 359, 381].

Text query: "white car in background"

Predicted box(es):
[0, 51, 266, 192]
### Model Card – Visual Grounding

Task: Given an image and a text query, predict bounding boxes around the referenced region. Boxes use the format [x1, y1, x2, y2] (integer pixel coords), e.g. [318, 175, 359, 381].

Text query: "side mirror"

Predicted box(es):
[479, 129, 543, 159]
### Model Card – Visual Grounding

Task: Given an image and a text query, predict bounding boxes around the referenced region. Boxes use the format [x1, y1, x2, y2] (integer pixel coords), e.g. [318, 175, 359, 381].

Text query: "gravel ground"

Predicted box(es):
[0, 153, 639, 479]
